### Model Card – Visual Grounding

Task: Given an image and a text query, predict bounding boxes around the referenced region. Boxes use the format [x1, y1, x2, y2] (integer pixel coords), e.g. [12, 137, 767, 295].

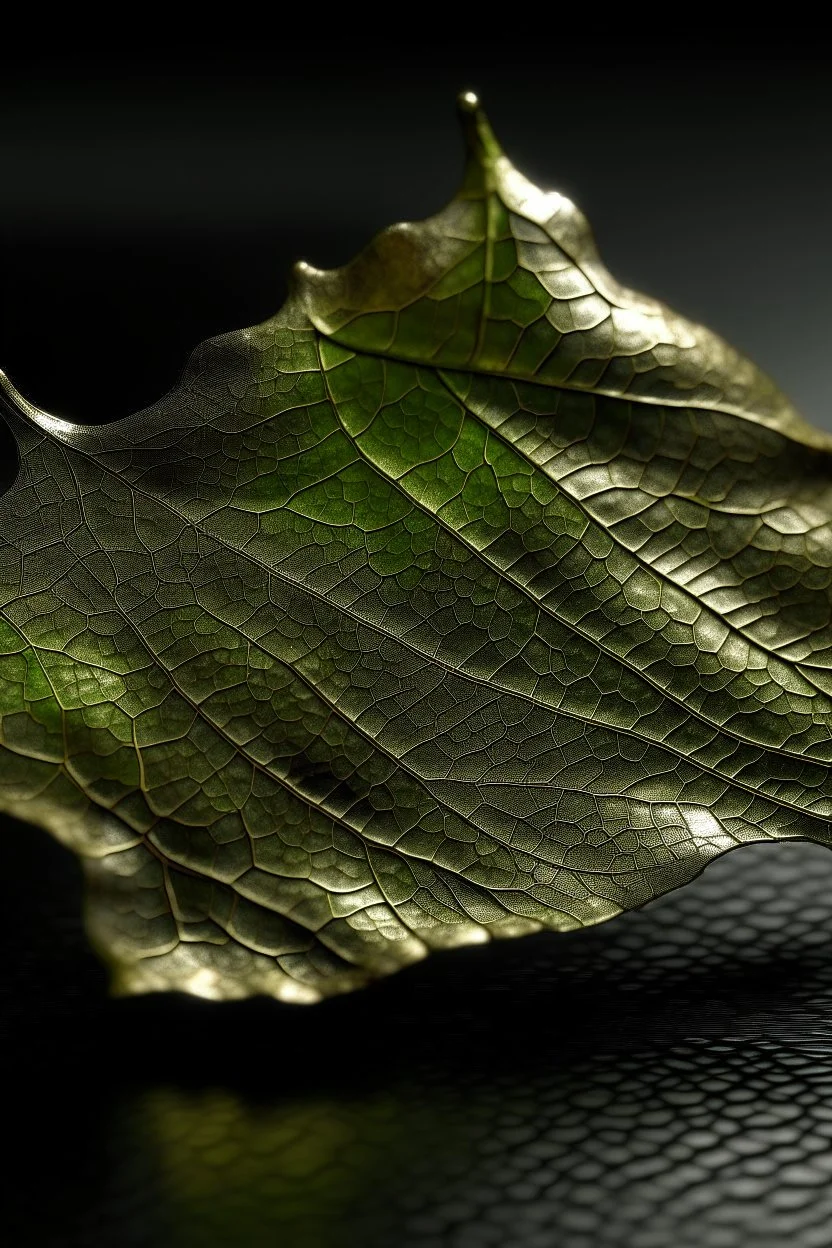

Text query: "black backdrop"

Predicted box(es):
[3, 37, 832, 1247]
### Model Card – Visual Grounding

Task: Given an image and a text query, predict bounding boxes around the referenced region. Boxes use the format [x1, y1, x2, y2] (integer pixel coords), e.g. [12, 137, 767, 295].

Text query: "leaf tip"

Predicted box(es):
[456, 90, 503, 171]
[457, 89, 481, 114]
[292, 258, 324, 285]
[290, 257, 328, 304]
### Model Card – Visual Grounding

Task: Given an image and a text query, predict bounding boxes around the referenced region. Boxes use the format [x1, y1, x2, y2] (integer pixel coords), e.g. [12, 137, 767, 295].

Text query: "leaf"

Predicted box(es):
[2, 93, 831, 1004]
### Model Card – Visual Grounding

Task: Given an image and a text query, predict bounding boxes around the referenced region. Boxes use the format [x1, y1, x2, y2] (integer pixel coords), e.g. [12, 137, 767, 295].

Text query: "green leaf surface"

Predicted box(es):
[2, 94, 831, 1003]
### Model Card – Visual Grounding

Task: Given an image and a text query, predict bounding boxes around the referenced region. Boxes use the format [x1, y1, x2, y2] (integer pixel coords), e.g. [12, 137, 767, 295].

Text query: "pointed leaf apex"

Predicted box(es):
[456, 91, 503, 170]
[291, 258, 328, 301]
[293, 259, 325, 283]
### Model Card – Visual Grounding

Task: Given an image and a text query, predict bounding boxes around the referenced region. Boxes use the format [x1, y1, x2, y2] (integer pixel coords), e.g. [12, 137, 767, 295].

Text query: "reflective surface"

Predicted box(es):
[7, 826, 832, 1246]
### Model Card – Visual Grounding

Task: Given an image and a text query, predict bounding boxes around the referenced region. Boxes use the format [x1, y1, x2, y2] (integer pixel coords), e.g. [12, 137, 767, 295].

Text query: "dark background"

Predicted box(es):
[3, 37, 832, 1247]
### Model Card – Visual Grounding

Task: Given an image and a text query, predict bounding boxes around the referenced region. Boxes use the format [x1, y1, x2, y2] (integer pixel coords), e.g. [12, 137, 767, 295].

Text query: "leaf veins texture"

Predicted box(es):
[1, 93, 829, 1003]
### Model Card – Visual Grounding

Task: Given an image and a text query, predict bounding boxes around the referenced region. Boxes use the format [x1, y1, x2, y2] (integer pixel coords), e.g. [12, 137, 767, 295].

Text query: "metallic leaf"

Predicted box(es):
[2, 95, 830, 1003]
